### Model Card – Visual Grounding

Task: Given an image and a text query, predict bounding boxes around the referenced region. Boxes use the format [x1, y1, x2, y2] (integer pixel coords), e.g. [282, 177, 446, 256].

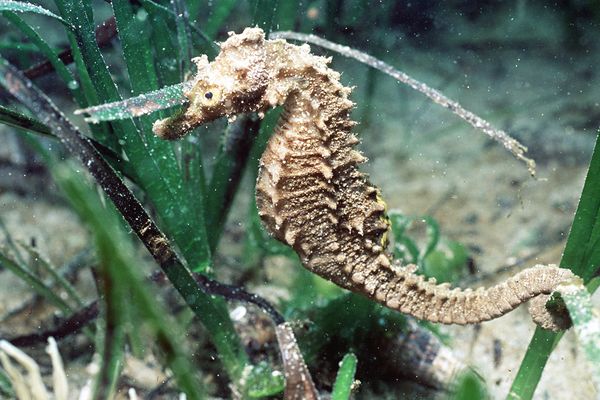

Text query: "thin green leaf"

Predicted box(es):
[451, 370, 489, 400]
[171, 0, 192, 79]
[419, 215, 440, 262]
[0, 105, 137, 182]
[181, 133, 208, 237]
[331, 353, 358, 400]
[57, 0, 212, 270]
[0, 216, 26, 267]
[508, 132, 600, 399]
[206, 114, 261, 251]
[2, 11, 85, 104]
[0, 251, 73, 315]
[388, 211, 412, 241]
[55, 163, 206, 399]
[75, 82, 189, 122]
[0, 40, 45, 53]
[0, 0, 72, 29]
[140, 0, 217, 58]
[52, 1, 118, 149]
[0, 54, 246, 380]
[18, 242, 85, 308]
[560, 141, 600, 281]
[275, 0, 298, 31]
[421, 216, 440, 261]
[394, 236, 418, 264]
[112, 0, 160, 94]
[142, 2, 182, 86]
[204, 0, 237, 39]
[0, 366, 14, 397]
[244, 362, 285, 398]
[0, 104, 51, 136]
[557, 281, 600, 391]
[251, 0, 279, 34]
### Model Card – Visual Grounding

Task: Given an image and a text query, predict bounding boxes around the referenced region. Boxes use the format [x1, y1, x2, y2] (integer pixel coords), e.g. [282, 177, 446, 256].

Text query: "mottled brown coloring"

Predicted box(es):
[153, 28, 575, 331]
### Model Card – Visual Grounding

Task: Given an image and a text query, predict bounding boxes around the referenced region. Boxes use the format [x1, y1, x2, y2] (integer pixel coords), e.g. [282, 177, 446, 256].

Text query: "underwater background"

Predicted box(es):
[0, 1, 599, 399]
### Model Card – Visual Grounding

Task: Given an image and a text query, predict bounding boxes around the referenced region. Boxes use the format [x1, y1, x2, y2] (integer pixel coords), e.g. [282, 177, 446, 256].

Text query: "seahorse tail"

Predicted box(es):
[379, 262, 574, 331]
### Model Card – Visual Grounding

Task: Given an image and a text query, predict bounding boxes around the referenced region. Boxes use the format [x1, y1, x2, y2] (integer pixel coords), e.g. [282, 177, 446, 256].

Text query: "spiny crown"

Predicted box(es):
[184, 27, 270, 123]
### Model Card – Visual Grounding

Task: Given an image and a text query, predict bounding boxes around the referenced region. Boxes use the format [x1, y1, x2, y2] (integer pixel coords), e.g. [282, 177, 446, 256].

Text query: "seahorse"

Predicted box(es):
[153, 27, 574, 331]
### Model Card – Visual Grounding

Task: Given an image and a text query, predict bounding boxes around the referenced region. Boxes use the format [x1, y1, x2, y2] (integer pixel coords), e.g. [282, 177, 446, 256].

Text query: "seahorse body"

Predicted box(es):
[153, 28, 574, 331]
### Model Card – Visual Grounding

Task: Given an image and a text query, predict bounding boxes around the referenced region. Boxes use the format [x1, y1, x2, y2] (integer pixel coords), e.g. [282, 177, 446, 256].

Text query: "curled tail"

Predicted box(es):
[372, 261, 574, 331]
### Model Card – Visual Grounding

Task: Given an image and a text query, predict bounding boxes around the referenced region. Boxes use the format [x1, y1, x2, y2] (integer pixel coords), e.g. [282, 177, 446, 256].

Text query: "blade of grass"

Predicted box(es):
[0, 11, 115, 147]
[112, 0, 160, 94]
[23, 16, 117, 81]
[167, 0, 212, 273]
[2, 11, 85, 104]
[0, 41, 45, 53]
[144, 5, 181, 86]
[56, 162, 207, 398]
[0, 251, 73, 315]
[421, 216, 440, 262]
[0, 104, 50, 135]
[0, 217, 26, 267]
[556, 281, 600, 390]
[0, 105, 138, 183]
[206, 114, 261, 251]
[0, 367, 14, 397]
[62, 0, 213, 271]
[51, 9, 118, 149]
[75, 82, 189, 122]
[139, 0, 216, 56]
[92, 255, 126, 400]
[242, 109, 283, 264]
[0, 57, 247, 380]
[181, 133, 209, 247]
[203, 0, 237, 39]
[559, 148, 600, 280]
[18, 243, 85, 308]
[508, 132, 600, 400]
[251, 0, 279, 34]
[0, 0, 72, 28]
[171, 0, 192, 79]
[331, 353, 357, 400]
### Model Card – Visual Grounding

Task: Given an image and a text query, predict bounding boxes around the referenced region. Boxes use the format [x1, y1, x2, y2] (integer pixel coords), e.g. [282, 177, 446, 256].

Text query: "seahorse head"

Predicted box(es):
[153, 27, 269, 139]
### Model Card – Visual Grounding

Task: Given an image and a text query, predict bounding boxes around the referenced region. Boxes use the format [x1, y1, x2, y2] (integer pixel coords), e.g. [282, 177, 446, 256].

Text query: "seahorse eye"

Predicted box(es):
[195, 86, 222, 107]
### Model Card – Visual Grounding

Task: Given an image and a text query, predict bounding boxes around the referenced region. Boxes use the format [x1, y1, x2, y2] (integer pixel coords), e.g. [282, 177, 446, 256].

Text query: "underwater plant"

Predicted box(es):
[0, 1, 599, 399]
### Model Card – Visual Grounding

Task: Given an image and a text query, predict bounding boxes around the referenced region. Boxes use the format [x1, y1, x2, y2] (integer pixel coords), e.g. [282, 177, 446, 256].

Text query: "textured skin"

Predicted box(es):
[153, 28, 575, 331]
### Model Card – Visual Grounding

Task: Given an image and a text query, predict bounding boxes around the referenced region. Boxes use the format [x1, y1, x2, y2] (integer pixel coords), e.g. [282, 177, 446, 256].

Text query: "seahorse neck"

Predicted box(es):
[281, 81, 354, 137]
